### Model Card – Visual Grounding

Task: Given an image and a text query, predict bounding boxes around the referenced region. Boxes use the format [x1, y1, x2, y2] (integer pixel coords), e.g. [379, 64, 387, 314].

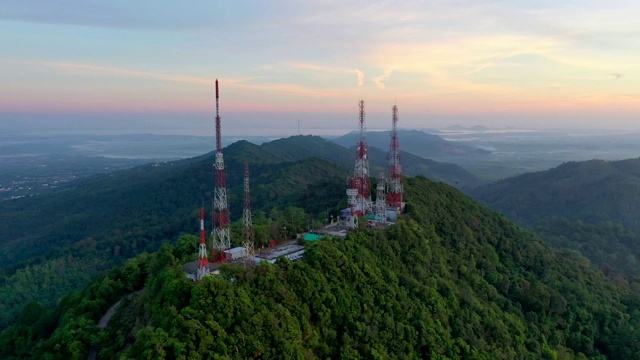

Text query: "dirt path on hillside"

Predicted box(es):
[88, 298, 124, 360]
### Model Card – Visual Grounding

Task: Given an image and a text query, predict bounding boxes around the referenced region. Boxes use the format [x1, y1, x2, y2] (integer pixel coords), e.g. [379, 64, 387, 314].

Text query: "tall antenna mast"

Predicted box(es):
[387, 104, 403, 212]
[346, 100, 373, 229]
[197, 205, 210, 280]
[375, 172, 387, 226]
[242, 163, 255, 266]
[212, 79, 231, 261]
[356, 100, 372, 216]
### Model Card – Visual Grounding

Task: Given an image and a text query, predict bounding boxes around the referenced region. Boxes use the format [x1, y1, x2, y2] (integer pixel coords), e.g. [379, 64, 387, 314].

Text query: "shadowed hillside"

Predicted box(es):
[470, 158, 640, 276]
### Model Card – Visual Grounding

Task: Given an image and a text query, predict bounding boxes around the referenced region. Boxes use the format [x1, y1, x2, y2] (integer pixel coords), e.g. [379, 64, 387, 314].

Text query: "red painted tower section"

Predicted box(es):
[387, 105, 403, 210]
[197, 206, 210, 280]
[346, 100, 372, 229]
[212, 79, 231, 262]
[354, 100, 372, 215]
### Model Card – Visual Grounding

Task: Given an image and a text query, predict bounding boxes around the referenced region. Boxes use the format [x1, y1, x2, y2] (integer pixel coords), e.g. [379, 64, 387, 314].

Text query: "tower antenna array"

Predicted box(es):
[212, 80, 231, 261]
[242, 163, 255, 266]
[346, 100, 373, 229]
[375, 172, 387, 225]
[387, 105, 403, 211]
[197, 205, 210, 280]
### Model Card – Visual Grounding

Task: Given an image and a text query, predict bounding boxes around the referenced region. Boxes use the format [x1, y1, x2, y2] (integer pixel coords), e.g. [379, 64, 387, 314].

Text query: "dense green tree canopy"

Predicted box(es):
[470, 158, 640, 276]
[2, 176, 639, 359]
[0, 135, 481, 328]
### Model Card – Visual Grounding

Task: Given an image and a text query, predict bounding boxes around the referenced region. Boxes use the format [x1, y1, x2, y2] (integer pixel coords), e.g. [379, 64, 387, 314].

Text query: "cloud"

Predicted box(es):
[372, 69, 393, 89]
[286, 62, 365, 88]
[289, 62, 353, 74]
[41, 61, 353, 99]
[44, 61, 214, 85]
[355, 68, 364, 87]
[228, 82, 350, 99]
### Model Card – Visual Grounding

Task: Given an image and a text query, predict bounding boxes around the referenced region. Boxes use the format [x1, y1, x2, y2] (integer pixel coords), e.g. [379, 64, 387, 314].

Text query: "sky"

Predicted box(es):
[2, 0, 640, 136]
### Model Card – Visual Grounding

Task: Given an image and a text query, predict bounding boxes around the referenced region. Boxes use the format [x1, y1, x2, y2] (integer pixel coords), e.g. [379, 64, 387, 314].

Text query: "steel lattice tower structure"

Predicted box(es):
[242, 163, 255, 265]
[197, 206, 210, 280]
[346, 100, 372, 229]
[345, 187, 358, 230]
[212, 79, 231, 262]
[375, 172, 387, 225]
[387, 105, 403, 211]
[355, 100, 373, 215]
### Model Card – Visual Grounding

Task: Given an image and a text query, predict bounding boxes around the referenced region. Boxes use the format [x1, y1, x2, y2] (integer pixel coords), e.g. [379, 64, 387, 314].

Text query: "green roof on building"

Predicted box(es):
[303, 233, 322, 241]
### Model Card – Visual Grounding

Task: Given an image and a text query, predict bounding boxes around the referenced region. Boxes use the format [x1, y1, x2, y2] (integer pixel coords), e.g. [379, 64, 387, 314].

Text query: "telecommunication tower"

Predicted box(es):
[212, 79, 231, 261]
[387, 105, 403, 211]
[375, 172, 387, 225]
[242, 163, 255, 266]
[345, 188, 358, 229]
[197, 206, 210, 280]
[346, 100, 372, 228]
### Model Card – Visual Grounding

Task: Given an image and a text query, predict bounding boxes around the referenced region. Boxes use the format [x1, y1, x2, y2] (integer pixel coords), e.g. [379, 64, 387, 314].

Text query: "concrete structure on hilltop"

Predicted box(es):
[224, 247, 247, 261]
[253, 241, 305, 264]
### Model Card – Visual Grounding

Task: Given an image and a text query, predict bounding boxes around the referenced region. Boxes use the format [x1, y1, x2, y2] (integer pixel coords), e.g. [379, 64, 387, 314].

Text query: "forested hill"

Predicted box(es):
[331, 129, 489, 159]
[2, 176, 639, 359]
[233, 135, 482, 187]
[0, 141, 346, 327]
[470, 158, 640, 276]
[0, 134, 476, 328]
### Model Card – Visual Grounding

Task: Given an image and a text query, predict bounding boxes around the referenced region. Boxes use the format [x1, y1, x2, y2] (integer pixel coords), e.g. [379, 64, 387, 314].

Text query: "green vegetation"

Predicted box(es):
[2, 177, 639, 359]
[253, 135, 482, 187]
[331, 130, 499, 183]
[0, 146, 342, 327]
[0, 135, 482, 328]
[471, 158, 640, 276]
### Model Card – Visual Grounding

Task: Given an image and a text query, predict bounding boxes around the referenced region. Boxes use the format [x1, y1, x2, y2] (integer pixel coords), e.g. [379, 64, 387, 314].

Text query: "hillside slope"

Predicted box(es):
[0, 135, 480, 327]
[259, 135, 481, 187]
[3, 176, 639, 359]
[0, 146, 347, 327]
[470, 158, 640, 275]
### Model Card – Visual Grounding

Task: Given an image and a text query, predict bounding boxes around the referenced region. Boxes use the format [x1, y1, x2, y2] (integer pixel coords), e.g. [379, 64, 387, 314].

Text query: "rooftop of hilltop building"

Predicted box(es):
[183, 240, 306, 280]
[253, 240, 305, 263]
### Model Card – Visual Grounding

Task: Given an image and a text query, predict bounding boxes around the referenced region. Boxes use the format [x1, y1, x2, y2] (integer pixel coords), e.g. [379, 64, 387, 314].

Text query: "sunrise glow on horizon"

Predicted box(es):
[2, 1, 640, 134]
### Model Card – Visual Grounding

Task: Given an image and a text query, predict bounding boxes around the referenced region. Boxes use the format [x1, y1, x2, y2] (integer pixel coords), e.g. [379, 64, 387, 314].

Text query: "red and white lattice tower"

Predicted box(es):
[375, 172, 387, 225]
[242, 163, 255, 266]
[197, 206, 210, 280]
[212, 79, 231, 262]
[387, 105, 403, 211]
[345, 187, 358, 229]
[346, 100, 372, 229]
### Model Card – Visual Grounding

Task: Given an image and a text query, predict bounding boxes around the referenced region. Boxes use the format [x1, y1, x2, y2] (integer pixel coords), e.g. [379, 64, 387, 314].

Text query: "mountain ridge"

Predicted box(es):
[331, 129, 490, 159]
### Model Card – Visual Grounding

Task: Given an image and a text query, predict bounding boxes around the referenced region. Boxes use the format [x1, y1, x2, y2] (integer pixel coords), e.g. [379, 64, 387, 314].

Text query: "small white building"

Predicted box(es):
[254, 241, 305, 264]
[224, 247, 247, 261]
